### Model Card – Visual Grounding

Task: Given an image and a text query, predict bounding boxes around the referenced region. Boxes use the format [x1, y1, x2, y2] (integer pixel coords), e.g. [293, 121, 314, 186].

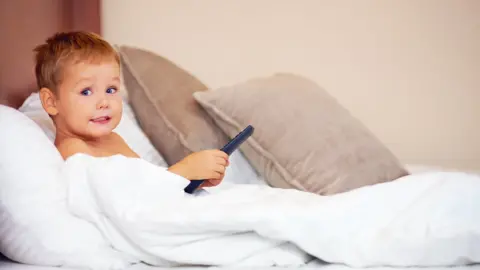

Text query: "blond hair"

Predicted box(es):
[34, 31, 119, 92]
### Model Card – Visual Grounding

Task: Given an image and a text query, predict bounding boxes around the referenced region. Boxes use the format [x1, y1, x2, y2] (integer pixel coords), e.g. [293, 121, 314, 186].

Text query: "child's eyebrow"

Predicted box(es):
[74, 78, 93, 87]
[74, 77, 120, 87]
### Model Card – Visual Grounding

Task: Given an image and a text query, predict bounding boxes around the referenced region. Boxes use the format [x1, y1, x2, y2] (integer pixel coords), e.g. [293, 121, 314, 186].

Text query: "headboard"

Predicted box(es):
[0, 0, 101, 109]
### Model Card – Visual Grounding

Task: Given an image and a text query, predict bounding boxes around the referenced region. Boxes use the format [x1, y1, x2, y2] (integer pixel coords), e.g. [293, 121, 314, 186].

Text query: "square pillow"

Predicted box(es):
[0, 105, 136, 269]
[193, 73, 409, 195]
[118, 45, 229, 165]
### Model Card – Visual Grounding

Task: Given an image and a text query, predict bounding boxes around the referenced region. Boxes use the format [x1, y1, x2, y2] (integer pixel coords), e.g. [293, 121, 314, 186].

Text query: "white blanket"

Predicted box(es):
[64, 153, 480, 268]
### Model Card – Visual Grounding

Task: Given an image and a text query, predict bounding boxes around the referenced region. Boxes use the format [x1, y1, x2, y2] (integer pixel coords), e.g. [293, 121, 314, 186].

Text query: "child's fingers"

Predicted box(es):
[210, 179, 222, 186]
[199, 181, 212, 188]
[203, 178, 222, 187]
[213, 150, 228, 159]
[216, 157, 228, 166]
[208, 170, 222, 180]
[214, 165, 226, 174]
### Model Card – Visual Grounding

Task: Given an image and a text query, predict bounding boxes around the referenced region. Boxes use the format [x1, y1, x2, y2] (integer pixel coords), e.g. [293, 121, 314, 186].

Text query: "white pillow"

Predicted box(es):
[0, 105, 137, 269]
[19, 93, 168, 167]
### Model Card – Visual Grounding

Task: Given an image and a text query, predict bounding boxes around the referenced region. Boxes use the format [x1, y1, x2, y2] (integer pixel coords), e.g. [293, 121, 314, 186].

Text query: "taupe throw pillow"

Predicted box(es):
[193, 73, 409, 195]
[118, 46, 228, 165]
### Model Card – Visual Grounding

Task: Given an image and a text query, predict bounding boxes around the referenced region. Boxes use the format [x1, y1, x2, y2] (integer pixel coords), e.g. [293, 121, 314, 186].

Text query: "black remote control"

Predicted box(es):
[183, 125, 254, 194]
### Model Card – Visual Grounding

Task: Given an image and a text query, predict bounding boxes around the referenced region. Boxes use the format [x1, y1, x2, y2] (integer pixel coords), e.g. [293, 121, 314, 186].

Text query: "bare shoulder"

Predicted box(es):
[110, 132, 140, 158]
[56, 138, 93, 160]
[110, 131, 127, 143]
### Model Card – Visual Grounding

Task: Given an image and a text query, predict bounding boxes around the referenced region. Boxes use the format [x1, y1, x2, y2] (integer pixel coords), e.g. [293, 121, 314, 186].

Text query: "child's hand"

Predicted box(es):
[167, 150, 230, 187]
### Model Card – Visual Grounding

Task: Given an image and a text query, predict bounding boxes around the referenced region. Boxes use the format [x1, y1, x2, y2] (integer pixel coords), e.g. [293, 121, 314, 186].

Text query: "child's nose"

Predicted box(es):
[96, 98, 109, 109]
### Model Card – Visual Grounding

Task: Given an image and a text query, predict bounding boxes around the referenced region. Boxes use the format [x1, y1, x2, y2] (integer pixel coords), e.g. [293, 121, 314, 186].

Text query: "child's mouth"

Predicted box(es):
[90, 116, 111, 124]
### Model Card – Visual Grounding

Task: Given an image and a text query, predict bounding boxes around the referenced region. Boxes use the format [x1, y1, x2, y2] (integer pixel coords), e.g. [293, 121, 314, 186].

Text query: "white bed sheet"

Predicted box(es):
[1, 258, 479, 270]
[0, 258, 323, 269]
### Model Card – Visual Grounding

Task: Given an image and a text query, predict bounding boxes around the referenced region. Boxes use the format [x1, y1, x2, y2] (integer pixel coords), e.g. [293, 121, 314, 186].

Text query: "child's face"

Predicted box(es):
[49, 60, 123, 140]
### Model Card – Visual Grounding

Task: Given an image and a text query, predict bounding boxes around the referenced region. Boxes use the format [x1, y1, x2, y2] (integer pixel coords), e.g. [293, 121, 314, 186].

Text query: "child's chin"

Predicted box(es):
[89, 128, 114, 138]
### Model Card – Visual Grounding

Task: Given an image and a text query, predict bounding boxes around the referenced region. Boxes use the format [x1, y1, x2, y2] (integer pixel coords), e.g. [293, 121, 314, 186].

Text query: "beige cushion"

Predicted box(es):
[118, 46, 228, 165]
[193, 73, 409, 195]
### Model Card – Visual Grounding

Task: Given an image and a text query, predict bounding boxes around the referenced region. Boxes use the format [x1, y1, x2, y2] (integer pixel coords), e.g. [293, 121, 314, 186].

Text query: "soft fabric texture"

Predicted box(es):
[0, 105, 136, 269]
[18, 93, 168, 167]
[65, 153, 480, 268]
[118, 45, 229, 165]
[193, 73, 409, 195]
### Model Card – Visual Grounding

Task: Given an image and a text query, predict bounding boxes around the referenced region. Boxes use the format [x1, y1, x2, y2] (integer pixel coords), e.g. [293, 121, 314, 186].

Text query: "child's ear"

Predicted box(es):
[39, 87, 58, 116]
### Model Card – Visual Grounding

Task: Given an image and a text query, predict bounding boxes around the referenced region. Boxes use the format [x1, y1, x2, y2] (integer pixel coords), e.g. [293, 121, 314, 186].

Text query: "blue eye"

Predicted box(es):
[81, 88, 92, 96]
[106, 87, 117, 94]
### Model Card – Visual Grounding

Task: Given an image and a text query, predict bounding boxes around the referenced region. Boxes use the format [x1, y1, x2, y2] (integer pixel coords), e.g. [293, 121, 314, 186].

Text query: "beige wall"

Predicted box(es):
[102, 0, 480, 172]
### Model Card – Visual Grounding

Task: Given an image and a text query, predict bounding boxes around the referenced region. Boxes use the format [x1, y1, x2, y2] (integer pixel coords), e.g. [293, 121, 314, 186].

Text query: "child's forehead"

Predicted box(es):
[64, 59, 120, 78]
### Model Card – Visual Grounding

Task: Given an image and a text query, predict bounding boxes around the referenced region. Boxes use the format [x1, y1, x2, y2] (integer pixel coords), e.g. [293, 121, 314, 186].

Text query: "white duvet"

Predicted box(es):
[64, 153, 480, 268]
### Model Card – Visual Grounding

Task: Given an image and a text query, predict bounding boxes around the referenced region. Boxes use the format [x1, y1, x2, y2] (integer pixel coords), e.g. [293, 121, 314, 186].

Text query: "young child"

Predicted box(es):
[34, 31, 229, 188]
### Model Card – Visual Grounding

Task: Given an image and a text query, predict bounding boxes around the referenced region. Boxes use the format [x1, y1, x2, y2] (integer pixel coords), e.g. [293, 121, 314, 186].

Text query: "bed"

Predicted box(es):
[1, 2, 479, 270]
[1, 64, 479, 268]
[2, 64, 480, 270]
